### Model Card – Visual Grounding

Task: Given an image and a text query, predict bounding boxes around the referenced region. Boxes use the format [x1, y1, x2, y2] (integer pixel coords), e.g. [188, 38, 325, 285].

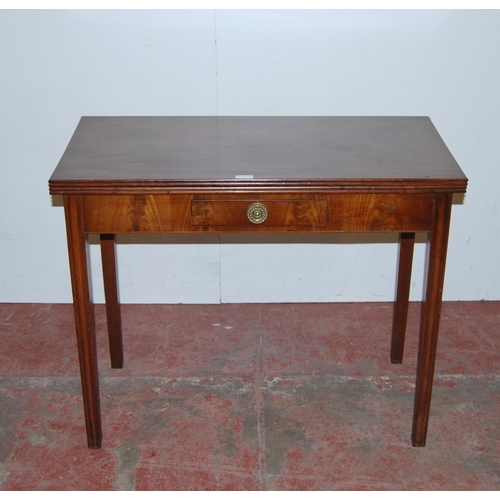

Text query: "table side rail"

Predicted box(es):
[81, 193, 434, 234]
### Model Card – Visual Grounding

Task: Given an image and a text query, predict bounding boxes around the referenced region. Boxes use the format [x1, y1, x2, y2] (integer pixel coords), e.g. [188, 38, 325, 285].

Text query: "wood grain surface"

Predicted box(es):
[81, 193, 434, 234]
[49, 116, 467, 195]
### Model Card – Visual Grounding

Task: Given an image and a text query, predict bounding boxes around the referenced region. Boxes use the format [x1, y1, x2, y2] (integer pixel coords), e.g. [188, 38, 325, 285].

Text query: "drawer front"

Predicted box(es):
[82, 193, 434, 233]
[191, 200, 327, 227]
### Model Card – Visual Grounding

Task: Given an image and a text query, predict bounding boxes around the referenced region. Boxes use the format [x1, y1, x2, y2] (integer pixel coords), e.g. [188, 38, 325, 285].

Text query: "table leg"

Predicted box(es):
[63, 195, 102, 449]
[411, 193, 453, 447]
[100, 234, 124, 369]
[391, 232, 415, 363]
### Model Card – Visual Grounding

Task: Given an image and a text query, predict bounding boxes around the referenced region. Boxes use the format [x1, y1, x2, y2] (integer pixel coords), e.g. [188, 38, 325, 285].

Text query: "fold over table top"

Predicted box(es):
[49, 116, 467, 195]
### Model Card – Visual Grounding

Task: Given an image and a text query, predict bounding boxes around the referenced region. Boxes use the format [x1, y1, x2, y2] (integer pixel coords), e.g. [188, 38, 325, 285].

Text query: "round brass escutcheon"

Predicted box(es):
[247, 202, 268, 224]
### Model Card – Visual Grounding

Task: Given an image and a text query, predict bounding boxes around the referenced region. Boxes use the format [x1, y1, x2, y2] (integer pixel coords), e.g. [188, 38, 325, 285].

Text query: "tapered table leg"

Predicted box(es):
[411, 194, 453, 447]
[391, 232, 415, 363]
[100, 234, 124, 369]
[63, 195, 102, 449]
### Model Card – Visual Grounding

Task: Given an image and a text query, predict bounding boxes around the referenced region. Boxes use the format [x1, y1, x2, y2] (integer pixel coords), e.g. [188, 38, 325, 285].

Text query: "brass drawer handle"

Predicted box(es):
[247, 202, 268, 224]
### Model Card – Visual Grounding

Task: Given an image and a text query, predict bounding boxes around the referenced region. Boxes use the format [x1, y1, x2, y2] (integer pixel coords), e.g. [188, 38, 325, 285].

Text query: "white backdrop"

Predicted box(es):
[1, 9, 498, 304]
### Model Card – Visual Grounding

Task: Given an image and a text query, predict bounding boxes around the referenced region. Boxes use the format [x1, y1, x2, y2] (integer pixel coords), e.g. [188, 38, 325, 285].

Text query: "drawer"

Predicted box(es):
[191, 199, 327, 227]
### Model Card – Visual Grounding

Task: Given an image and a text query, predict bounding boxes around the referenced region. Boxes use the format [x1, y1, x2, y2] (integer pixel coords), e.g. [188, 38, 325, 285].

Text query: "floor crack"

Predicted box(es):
[254, 306, 265, 489]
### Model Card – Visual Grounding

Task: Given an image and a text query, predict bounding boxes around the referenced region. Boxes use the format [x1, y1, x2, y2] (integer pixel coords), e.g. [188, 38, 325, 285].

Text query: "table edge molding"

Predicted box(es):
[49, 178, 468, 196]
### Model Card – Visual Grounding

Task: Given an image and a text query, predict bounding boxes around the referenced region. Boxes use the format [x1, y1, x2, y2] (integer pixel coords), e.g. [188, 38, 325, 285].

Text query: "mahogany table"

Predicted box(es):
[49, 116, 468, 448]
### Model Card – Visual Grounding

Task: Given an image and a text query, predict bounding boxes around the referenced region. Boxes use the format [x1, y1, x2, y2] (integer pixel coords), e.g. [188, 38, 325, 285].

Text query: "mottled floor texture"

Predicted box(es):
[0, 301, 499, 490]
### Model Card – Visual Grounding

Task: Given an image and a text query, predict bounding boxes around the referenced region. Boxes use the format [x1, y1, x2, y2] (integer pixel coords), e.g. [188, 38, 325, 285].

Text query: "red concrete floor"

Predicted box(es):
[0, 301, 499, 490]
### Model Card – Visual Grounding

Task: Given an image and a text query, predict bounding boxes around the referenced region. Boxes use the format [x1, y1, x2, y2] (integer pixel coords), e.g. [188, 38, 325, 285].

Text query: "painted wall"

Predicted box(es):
[1, 9, 498, 304]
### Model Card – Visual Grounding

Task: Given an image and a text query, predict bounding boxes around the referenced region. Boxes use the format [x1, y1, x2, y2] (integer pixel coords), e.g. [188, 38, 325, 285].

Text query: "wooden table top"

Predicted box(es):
[49, 116, 467, 194]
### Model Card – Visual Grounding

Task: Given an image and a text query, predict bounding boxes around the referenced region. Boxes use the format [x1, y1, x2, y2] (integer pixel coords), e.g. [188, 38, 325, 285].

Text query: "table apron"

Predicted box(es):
[81, 193, 435, 234]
